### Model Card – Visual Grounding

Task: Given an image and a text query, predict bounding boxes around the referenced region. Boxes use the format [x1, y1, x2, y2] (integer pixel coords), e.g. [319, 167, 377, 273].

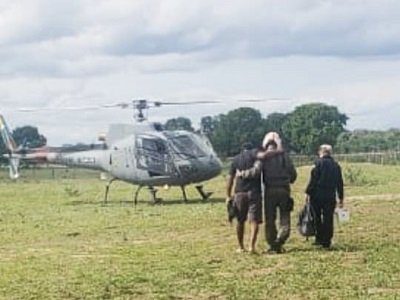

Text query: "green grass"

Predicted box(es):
[0, 163, 399, 299]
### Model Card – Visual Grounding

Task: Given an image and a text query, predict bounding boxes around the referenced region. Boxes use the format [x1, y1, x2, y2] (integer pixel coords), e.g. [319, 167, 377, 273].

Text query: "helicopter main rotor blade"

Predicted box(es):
[17, 98, 290, 112]
[18, 102, 133, 112]
[18, 106, 103, 112]
[154, 100, 221, 106]
[237, 98, 292, 103]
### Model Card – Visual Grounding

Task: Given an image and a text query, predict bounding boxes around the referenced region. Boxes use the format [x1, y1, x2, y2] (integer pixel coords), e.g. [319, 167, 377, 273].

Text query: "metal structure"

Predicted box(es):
[1, 100, 224, 204]
[2, 97, 291, 204]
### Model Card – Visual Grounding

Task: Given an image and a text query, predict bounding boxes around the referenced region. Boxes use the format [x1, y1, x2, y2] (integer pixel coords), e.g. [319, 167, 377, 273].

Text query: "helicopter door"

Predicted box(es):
[135, 137, 172, 176]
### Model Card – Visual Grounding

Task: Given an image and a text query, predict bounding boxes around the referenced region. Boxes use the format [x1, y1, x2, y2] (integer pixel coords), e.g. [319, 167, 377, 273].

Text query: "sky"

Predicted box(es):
[1, 0, 400, 145]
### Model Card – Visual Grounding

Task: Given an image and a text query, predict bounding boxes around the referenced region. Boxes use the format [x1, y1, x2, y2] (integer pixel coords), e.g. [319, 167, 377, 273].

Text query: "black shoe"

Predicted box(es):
[321, 242, 331, 249]
[266, 246, 285, 254]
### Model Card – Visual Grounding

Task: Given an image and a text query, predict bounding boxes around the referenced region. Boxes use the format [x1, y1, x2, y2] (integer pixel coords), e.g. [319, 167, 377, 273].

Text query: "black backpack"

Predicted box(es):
[297, 202, 316, 238]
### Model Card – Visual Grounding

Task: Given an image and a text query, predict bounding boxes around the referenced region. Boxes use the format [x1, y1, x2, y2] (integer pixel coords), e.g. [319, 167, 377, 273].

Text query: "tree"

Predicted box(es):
[164, 117, 194, 132]
[336, 129, 400, 153]
[200, 116, 215, 136]
[262, 112, 289, 147]
[0, 125, 46, 165]
[209, 107, 264, 157]
[282, 103, 348, 154]
[12, 126, 47, 149]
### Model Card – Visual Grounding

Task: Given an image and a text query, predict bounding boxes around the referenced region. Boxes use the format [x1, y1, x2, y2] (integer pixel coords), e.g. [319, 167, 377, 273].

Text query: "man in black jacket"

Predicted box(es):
[306, 144, 344, 249]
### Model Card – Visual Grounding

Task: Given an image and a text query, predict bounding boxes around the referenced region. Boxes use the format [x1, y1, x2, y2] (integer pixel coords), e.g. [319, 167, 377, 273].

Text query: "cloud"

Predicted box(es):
[1, 0, 400, 144]
[1, 0, 400, 77]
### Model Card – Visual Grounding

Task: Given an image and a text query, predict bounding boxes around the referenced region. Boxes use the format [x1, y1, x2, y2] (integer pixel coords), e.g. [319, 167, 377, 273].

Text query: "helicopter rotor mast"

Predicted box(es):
[129, 99, 222, 122]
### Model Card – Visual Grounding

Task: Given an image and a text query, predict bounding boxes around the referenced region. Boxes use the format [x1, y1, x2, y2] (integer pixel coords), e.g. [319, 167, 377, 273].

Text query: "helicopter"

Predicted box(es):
[1, 100, 224, 204]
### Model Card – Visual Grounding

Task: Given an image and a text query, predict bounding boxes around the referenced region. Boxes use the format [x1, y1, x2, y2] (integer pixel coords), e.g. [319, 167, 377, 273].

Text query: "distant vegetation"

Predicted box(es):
[166, 103, 349, 156]
[0, 125, 46, 164]
[336, 129, 400, 153]
[2, 103, 399, 159]
[165, 103, 400, 156]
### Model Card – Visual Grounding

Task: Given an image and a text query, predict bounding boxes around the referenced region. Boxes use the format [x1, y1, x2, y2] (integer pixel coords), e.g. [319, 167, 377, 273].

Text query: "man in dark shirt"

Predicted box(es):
[226, 143, 263, 253]
[306, 144, 344, 249]
[238, 133, 297, 254]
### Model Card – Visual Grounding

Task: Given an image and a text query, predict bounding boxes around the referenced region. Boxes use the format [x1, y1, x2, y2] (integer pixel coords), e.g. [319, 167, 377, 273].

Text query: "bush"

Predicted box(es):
[343, 166, 372, 186]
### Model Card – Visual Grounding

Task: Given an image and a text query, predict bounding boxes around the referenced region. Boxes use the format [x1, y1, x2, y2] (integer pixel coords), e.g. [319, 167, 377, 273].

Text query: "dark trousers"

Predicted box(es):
[264, 186, 291, 249]
[311, 190, 336, 247]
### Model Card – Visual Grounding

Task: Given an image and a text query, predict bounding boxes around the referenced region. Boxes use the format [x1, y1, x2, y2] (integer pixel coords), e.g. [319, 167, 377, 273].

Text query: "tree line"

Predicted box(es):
[1, 103, 399, 161]
[165, 103, 399, 156]
[166, 103, 349, 156]
[336, 129, 400, 153]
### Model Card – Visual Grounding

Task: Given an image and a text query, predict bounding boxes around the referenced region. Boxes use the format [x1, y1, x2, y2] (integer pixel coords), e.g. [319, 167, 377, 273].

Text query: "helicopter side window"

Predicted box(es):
[142, 138, 167, 154]
[170, 135, 206, 158]
[136, 137, 170, 175]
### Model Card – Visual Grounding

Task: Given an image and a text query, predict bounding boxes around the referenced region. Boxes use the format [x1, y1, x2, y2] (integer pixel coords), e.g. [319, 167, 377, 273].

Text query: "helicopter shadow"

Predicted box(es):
[66, 197, 226, 207]
[154, 197, 225, 206]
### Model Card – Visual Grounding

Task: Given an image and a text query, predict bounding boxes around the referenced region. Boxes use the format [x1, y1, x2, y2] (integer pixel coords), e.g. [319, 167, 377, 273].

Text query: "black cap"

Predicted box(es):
[241, 142, 253, 151]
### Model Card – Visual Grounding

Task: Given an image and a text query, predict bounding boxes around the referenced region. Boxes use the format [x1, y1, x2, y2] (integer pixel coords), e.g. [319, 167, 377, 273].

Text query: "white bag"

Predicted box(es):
[336, 208, 350, 223]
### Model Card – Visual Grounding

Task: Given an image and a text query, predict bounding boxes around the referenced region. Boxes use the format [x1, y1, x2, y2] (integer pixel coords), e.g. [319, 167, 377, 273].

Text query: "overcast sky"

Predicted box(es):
[1, 0, 400, 145]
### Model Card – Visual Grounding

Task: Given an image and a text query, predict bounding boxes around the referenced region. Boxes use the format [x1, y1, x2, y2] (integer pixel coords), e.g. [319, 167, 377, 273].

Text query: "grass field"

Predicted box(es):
[0, 163, 399, 299]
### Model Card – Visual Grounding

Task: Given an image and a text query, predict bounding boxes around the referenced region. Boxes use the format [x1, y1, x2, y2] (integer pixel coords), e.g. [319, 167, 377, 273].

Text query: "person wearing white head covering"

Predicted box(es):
[262, 132, 283, 150]
[237, 132, 297, 253]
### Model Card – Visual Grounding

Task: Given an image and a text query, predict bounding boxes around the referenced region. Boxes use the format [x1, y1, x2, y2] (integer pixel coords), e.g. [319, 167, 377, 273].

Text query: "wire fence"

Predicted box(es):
[1, 151, 400, 180]
[0, 164, 100, 180]
[292, 151, 400, 167]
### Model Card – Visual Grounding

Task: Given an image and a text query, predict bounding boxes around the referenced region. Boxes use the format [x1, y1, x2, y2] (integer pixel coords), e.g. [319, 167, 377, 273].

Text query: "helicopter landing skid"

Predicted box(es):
[133, 185, 143, 206]
[148, 186, 162, 204]
[195, 185, 213, 201]
[181, 186, 188, 203]
[104, 178, 117, 205]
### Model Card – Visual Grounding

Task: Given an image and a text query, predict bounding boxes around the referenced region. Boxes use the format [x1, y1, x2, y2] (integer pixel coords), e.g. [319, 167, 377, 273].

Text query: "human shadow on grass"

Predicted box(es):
[286, 242, 366, 254]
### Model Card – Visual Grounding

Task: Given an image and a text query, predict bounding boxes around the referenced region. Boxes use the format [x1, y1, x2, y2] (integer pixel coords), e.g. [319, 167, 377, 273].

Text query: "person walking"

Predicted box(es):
[226, 143, 263, 254]
[305, 144, 344, 249]
[238, 133, 297, 254]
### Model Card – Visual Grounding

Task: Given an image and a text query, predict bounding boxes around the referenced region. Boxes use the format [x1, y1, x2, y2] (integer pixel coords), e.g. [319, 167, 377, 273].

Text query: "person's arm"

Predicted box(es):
[337, 164, 344, 207]
[286, 155, 297, 184]
[236, 160, 262, 179]
[226, 174, 235, 203]
[305, 160, 320, 199]
[226, 161, 236, 202]
[256, 148, 283, 160]
[237, 149, 281, 179]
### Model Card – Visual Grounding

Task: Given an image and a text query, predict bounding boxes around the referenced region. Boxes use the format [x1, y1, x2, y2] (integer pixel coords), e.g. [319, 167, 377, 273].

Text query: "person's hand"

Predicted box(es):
[235, 170, 243, 178]
[226, 196, 232, 204]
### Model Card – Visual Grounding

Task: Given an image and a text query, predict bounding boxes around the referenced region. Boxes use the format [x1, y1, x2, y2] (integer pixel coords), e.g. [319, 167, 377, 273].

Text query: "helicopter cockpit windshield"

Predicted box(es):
[166, 133, 207, 159]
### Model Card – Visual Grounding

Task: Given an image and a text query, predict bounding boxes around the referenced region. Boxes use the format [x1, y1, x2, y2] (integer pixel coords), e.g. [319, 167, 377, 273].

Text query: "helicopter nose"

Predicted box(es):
[208, 155, 223, 176]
